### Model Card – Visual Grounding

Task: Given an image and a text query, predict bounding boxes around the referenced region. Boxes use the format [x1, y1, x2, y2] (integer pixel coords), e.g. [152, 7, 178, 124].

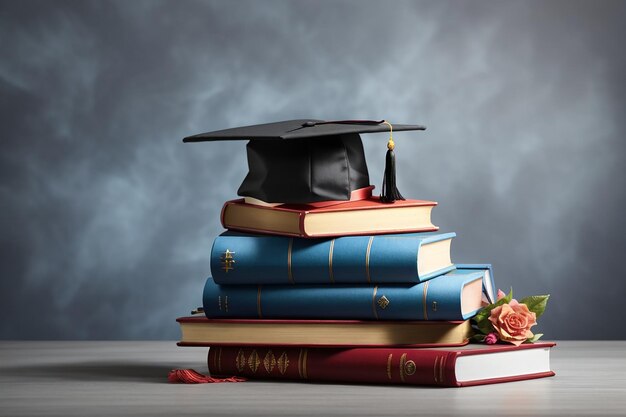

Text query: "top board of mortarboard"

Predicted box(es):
[183, 120, 426, 205]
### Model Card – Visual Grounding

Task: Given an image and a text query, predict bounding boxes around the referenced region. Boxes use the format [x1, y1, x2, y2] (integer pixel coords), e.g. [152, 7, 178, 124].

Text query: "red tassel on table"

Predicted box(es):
[168, 369, 246, 384]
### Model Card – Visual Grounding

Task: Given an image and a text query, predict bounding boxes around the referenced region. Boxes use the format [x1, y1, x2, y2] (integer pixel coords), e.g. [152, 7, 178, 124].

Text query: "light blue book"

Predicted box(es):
[210, 231, 456, 285]
[202, 270, 485, 321]
[455, 264, 496, 304]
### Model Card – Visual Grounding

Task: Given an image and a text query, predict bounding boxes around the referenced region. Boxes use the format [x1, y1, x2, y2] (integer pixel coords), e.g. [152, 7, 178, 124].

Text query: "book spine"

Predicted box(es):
[221, 201, 308, 237]
[208, 346, 460, 387]
[211, 233, 455, 285]
[202, 273, 483, 321]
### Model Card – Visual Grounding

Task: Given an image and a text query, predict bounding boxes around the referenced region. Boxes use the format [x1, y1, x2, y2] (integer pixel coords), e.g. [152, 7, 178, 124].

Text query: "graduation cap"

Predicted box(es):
[183, 119, 426, 205]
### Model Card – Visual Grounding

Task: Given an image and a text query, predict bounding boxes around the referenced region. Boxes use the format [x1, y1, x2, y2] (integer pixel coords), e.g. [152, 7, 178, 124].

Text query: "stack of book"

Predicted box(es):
[176, 119, 554, 387]
[176, 196, 554, 387]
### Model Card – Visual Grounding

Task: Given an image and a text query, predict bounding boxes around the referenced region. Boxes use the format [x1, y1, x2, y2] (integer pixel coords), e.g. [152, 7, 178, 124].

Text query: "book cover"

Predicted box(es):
[176, 316, 471, 347]
[455, 264, 496, 304]
[207, 342, 555, 387]
[220, 197, 438, 238]
[211, 231, 456, 285]
[202, 271, 484, 321]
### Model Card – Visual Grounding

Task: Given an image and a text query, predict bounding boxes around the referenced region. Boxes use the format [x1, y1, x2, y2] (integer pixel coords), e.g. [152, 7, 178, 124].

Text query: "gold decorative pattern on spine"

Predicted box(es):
[236, 349, 246, 372]
[211, 347, 217, 371]
[328, 239, 335, 283]
[277, 352, 290, 374]
[257, 285, 262, 318]
[422, 281, 430, 320]
[386, 354, 393, 380]
[263, 350, 276, 373]
[248, 350, 260, 373]
[220, 249, 236, 273]
[377, 295, 390, 309]
[439, 354, 445, 384]
[404, 360, 416, 376]
[372, 286, 379, 319]
[302, 349, 308, 379]
[287, 238, 294, 284]
[365, 236, 374, 283]
[297, 349, 309, 379]
[399, 353, 407, 382]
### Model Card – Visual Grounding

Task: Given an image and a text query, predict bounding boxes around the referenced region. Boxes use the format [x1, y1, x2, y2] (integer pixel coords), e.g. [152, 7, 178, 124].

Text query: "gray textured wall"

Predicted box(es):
[2, 0, 625, 339]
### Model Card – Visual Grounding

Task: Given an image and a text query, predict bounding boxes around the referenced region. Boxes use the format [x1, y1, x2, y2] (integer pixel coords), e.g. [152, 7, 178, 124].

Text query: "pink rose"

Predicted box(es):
[488, 300, 537, 346]
[497, 289, 507, 301]
[484, 333, 498, 344]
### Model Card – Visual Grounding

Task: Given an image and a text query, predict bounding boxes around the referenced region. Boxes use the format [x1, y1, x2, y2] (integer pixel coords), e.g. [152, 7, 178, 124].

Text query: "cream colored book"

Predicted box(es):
[177, 317, 471, 347]
[221, 197, 438, 238]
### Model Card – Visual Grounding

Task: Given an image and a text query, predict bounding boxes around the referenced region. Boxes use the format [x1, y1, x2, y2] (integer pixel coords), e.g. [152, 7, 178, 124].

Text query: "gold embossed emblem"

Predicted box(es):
[221, 249, 236, 273]
[263, 350, 276, 373]
[404, 359, 416, 376]
[377, 295, 390, 309]
[248, 350, 260, 373]
[277, 352, 290, 374]
[235, 349, 246, 372]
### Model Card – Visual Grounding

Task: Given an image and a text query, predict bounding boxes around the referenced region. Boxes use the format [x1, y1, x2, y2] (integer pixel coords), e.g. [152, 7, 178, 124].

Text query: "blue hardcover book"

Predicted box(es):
[455, 264, 496, 304]
[202, 270, 485, 321]
[210, 231, 456, 285]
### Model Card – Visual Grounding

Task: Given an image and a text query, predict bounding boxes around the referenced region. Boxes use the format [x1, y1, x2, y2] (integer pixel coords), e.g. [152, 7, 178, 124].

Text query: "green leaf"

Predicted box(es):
[526, 333, 544, 343]
[470, 333, 486, 342]
[473, 310, 488, 325]
[519, 294, 550, 318]
[473, 290, 513, 325]
[477, 319, 495, 335]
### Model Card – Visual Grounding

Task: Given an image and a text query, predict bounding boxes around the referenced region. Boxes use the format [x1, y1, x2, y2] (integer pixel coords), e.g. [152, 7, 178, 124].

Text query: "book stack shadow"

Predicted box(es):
[176, 195, 555, 387]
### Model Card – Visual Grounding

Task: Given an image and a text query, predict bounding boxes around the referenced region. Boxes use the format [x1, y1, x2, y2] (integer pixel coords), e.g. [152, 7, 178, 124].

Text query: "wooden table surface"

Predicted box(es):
[0, 341, 624, 416]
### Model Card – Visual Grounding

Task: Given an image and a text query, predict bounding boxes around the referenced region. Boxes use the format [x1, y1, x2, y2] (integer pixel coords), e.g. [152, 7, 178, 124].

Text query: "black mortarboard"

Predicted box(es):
[183, 119, 426, 204]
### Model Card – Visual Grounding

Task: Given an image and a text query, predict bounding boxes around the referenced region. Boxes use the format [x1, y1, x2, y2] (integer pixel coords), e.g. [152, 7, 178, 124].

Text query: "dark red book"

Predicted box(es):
[220, 197, 438, 238]
[208, 343, 555, 387]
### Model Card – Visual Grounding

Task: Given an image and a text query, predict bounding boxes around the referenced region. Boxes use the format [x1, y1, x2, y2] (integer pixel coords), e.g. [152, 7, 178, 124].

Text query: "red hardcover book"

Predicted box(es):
[220, 197, 438, 238]
[208, 343, 555, 387]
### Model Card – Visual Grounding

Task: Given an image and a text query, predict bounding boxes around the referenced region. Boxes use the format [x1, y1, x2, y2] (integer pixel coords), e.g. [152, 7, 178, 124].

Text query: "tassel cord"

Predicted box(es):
[168, 369, 246, 384]
[380, 121, 405, 203]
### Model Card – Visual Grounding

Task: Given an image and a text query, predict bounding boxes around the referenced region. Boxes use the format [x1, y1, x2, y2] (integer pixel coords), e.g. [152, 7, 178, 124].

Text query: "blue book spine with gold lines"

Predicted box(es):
[202, 271, 484, 321]
[210, 231, 456, 285]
